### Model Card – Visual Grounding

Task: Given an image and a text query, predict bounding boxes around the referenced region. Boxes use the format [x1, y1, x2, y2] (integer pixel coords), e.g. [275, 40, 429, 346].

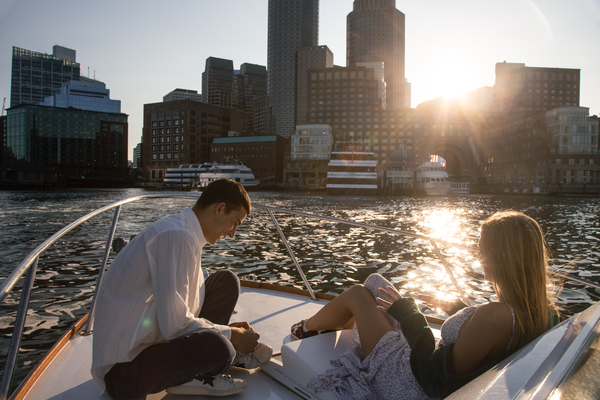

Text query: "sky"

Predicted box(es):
[1, 0, 599, 160]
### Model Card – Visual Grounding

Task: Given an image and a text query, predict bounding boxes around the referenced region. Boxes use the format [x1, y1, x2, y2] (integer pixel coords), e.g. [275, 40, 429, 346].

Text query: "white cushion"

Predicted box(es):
[282, 330, 353, 389]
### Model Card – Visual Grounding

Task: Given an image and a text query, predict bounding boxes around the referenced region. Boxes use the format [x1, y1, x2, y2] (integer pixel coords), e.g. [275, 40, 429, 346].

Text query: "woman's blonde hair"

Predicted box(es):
[479, 210, 557, 352]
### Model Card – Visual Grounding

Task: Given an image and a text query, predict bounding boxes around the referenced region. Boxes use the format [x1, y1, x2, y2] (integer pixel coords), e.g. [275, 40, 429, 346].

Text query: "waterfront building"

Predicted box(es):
[210, 134, 288, 182]
[0, 115, 7, 164]
[142, 100, 250, 181]
[267, 0, 319, 137]
[5, 104, 128, 179]
[304, 75, 491, 179]
[283, 124, 332, 188]
[482, 106, 599, 186]
[163, 89, 203, 103]
[10, 45, 81, 107]
[493, 62, 580, 115]
[346, 0, 405, 110]
[39, 77, 121, 113]
[295, 46, 334, 126]
[304, 64, 383, 142]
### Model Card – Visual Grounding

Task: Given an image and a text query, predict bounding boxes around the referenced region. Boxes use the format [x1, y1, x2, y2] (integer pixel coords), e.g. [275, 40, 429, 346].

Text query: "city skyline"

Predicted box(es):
[1, 0, 599, 159]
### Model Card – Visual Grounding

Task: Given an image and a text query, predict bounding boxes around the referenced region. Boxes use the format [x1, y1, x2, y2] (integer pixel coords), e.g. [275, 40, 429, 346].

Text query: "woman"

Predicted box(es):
[290, 211, 559, 399]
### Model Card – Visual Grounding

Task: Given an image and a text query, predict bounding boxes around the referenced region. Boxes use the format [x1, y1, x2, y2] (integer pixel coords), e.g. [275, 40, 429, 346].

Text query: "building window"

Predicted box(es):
[569, 159, 574, 165]
[580, 159, 585, 165]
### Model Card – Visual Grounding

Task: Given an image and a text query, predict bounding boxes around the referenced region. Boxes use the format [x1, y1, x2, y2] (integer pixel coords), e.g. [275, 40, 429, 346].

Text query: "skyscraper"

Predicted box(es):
[202, 57, 236, 108]
[10, 45, 81, 107]
[267, 0, 319, 137]
[346, 0, 405, 110]
[201, 57, 266, 132]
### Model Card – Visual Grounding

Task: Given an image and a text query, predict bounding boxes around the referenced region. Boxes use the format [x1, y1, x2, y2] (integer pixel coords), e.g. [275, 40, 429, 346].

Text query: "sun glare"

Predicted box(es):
[419, 208, 466, 243]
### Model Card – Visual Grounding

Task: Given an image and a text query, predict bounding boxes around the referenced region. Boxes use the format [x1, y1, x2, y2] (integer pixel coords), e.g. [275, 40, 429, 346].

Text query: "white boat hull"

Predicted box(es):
[422, 182, 451, 196]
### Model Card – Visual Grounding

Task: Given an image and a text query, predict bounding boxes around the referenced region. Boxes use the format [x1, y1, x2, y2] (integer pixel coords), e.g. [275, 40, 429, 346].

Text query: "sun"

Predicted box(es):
[413, 53, 492, 105]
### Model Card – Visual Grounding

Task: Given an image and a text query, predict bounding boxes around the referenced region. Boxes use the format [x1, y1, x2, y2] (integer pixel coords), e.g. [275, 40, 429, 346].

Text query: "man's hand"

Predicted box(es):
[229, 321, 260, 354]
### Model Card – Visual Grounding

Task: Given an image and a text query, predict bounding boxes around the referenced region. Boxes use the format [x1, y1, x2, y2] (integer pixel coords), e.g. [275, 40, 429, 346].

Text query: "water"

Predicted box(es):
[1, 189, 600, 390]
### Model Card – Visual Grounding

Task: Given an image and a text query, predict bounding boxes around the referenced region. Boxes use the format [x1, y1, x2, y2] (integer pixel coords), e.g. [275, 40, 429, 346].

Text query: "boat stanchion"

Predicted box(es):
[429, 240, 471, 307]
[83, 205, 122, 335]
[0, 257, 39, 400]
[266, 209, 318, 301]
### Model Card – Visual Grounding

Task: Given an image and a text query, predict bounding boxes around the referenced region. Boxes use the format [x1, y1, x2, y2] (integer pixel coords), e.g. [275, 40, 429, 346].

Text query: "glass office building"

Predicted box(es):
[10, 46, 81, 107]
[6, 104, 128, 178]
[39, 77, 121, 113]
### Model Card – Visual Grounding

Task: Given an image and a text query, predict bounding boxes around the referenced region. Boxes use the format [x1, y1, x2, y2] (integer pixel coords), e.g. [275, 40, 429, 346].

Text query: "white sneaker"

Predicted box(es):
[166, 374, 247, 396]
[231, 342, 273, 369]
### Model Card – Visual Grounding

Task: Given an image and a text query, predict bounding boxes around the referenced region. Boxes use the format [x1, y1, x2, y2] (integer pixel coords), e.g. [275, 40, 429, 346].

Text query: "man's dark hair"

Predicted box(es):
[194, 178, 251, 215]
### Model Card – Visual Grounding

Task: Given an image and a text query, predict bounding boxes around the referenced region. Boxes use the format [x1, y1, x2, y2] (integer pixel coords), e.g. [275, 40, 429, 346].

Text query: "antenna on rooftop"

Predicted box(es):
[88, 67, 90, 78]
[2, 97, 6, 116]
[94, 69, 96, 80]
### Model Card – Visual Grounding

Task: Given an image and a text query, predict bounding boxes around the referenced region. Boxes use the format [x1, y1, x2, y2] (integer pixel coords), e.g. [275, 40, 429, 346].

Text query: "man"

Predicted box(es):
[91, 179, 272, 399]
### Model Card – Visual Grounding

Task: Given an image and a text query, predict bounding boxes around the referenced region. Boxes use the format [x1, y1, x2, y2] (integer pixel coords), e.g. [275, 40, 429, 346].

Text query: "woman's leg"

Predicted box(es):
[304, 284, 394, 357]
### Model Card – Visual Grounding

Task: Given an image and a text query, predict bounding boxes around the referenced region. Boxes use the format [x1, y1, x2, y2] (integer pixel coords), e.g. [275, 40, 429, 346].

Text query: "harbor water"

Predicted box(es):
[1, 189, 600, 388]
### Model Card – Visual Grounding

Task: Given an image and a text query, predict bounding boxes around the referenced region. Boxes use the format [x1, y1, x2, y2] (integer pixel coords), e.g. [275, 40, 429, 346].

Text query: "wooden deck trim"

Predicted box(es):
[10, 313, 89, 400]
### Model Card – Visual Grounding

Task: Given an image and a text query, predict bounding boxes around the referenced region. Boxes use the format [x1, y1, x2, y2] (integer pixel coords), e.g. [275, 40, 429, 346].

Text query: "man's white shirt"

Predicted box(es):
[91, 208, 231, 393]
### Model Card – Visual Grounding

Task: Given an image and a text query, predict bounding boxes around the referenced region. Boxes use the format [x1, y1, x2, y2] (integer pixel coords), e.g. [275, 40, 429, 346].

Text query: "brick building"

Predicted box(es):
[295, 45, 334, 126]
[482, 106, 599, 186]
[142, 100, 250, 181]
[493, 62, 580, 116]
[209, 135, 288, 182]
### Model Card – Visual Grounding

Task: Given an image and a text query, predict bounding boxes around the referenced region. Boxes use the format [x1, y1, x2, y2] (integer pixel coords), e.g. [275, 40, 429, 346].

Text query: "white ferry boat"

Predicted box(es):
[163, 159, 259, 190]
[327, 141, 378, 196]
[415, 160, 451, 196]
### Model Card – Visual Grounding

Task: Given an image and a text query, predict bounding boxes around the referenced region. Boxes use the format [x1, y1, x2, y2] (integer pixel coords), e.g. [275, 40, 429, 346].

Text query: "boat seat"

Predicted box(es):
[281, 330, 353, 398]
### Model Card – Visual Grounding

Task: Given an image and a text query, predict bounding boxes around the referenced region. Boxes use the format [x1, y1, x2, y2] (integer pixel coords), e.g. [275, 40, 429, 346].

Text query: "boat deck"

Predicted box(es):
[19, 286, 330, 400]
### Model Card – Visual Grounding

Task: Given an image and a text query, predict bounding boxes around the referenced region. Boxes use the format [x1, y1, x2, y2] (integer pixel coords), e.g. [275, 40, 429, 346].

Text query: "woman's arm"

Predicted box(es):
[378, 288, 512, 398]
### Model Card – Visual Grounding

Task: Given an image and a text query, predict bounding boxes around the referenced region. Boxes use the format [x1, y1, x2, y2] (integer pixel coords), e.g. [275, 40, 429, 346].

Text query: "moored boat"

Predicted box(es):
[415, 161, 451, 196]
[327, 141, 378, 196]
[163, 159, 259, 190]
[449, 178, 471, 195]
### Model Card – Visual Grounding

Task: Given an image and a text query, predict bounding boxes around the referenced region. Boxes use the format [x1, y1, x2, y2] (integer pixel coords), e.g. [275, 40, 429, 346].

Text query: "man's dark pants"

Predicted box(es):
[104, 270, 240, 400]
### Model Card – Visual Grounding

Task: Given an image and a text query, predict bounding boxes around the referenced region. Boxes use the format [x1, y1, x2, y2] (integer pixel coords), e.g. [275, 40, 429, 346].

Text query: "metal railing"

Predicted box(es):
[1, 194, 599, 399]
